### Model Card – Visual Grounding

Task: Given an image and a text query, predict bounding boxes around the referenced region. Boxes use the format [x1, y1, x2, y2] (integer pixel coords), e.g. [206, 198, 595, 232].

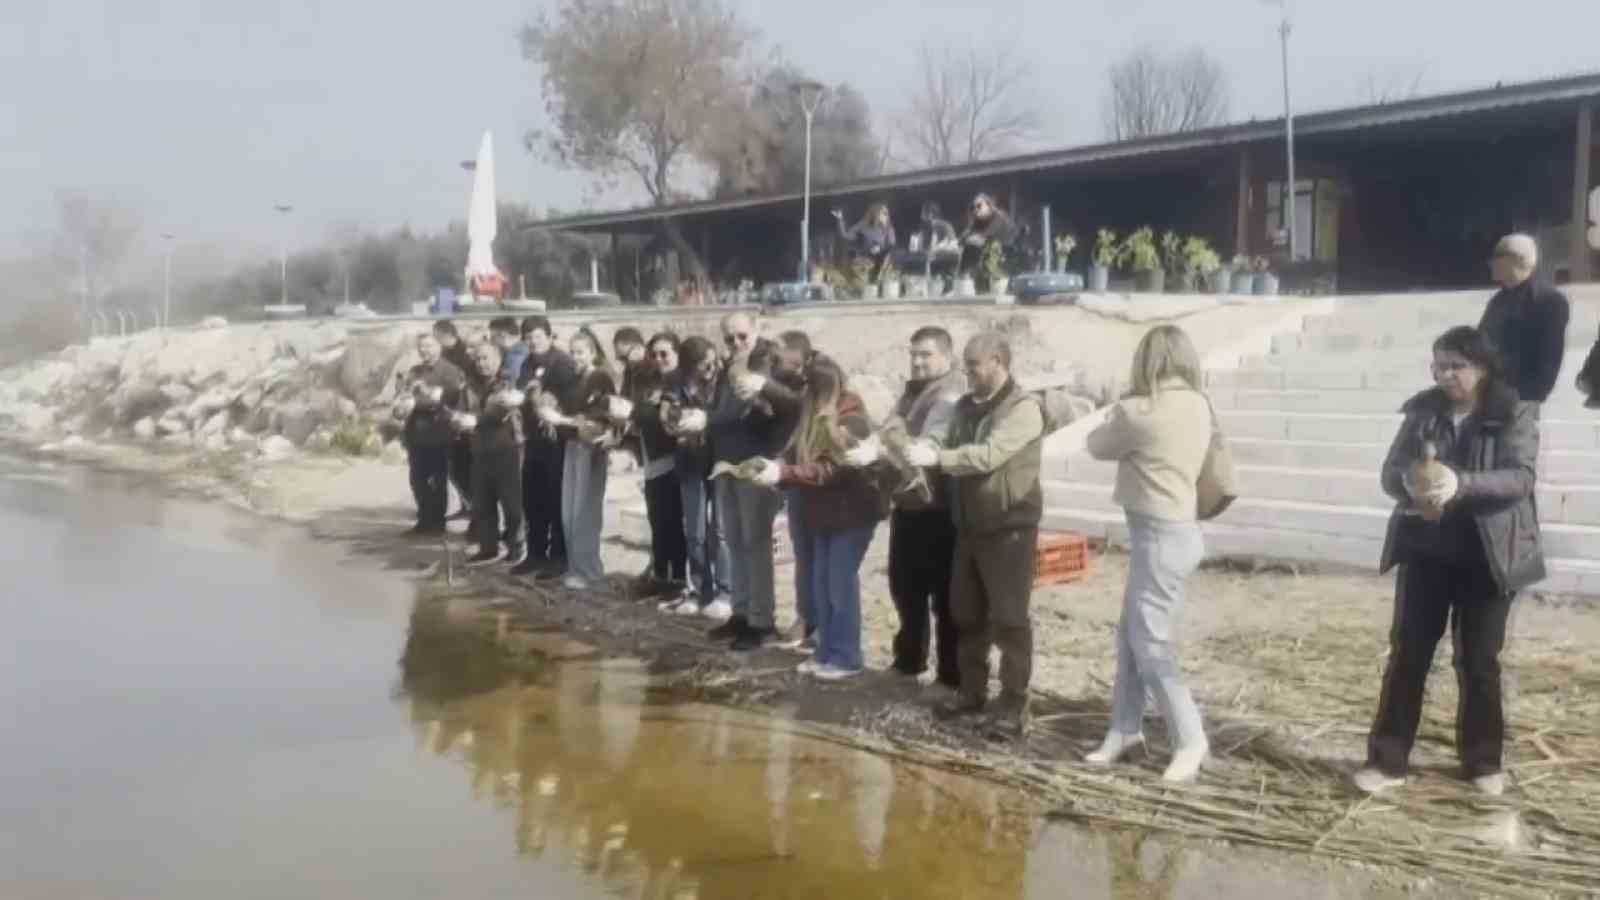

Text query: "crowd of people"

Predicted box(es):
[827, 192, 1021, 293]
[392, 232, 1577, 795]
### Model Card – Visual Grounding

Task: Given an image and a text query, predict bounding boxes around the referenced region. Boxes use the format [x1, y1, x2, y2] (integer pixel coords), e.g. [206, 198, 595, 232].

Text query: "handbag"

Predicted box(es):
[1195, 392, 1238, 520]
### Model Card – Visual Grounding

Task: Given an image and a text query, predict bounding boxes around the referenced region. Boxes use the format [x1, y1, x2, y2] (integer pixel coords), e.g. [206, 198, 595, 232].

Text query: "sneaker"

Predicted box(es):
[561, 574, 589, 591]
[796, 659, 822, 676]
[1084, 731, 1145, 766]
[1472, 773, 1507, 797]
[673, 597, 706, 617]
[1353, 767, 1405, 795]
[503, 545, 528, 567]
[466, 547, 502, 566]
[814, 664, 863, 682]
[407, 523, 445, 537]
[701, 599, 734, 624]
[1162, 741, 1209, 783]
[774, 626, 814, 651]
[707, 615, 746, 640]
[730, 626, 774, 652]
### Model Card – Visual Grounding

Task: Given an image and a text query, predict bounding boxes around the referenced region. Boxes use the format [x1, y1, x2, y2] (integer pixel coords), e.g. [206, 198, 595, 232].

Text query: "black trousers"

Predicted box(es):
[522, 440, 565, 564]
[448, 437, 473, 513]
[471, 447, 524, 553]
[407, 443, 451, 529]
[888, 508, 960, 686]
[1367, 555, 1515, 778]
[644, 472, 687, 582]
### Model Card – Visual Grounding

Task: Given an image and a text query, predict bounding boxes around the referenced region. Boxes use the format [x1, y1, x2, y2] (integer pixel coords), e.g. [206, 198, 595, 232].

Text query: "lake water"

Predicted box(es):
[0, 453, 1412, 900]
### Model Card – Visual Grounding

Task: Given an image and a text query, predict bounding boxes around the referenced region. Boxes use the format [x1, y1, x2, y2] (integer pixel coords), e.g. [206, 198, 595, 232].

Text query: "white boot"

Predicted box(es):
[1084, 731, 1145, 765]
[1162, 741, 1210, 783]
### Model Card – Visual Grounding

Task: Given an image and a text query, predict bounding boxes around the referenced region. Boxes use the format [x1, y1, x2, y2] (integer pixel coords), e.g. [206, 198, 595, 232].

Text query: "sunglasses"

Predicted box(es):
[724, 333, 751, 346]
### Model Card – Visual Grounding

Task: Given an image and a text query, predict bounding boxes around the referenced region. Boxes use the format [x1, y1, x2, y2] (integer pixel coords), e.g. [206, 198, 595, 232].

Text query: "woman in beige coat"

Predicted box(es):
[1084, 325, 1213, 782]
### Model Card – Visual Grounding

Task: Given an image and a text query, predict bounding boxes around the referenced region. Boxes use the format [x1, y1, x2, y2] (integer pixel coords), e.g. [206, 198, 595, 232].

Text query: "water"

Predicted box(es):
[0, 454, 1411, 899]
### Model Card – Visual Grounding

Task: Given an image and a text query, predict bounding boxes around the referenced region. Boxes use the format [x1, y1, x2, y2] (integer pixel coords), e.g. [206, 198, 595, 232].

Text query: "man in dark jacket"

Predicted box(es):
[464, 341, 526, 568]
[432, 320, 476, 518]
[885, 326, 965, 686]
[513, 316, 577, 577]
[911, 332, 1045, 739]
[1477, 233, 1570, 404]
[399, 332, 466, 535]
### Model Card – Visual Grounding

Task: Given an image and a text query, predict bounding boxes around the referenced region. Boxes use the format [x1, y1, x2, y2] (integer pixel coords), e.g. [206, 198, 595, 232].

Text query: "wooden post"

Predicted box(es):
[1234, 148, 1252, 258]
[609, 231, 621, 300]
[1572, 103, 1595, 283]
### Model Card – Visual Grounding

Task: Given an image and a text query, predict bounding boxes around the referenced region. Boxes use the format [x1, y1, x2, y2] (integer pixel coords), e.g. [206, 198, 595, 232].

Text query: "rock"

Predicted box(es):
[61, 435, 87, 450]
[359, 428, 384, 457]
[202, 432, 228, 453]
[268, 402, 322, 446]
[156, 413, 187, 436]
[198, 410, 230, 439]
[200, 316, 228, 329]
[161, 432, 194, 448]
[237, 385, 264, 411]
[227, 426, 253, 446]
[257, 435, 295, 461]
[159, 383, 195, 405]
[132, 417, 157, 440]
[338, 329, 412, 407]
[304, 428, 334, 452]
[183, 386, 234, 423]
[380, 440, 408, 465]
[1, 402, 56, 433]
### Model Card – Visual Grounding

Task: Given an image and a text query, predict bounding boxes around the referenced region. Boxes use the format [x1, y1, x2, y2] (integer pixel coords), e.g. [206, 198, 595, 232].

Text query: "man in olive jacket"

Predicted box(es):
[908, 332, 1045, 739]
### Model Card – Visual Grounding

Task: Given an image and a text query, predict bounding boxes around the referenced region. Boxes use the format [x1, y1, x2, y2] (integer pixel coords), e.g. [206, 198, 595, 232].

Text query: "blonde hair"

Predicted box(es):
[785, 355, 849, 466]
[1127, 325, 1203, 397]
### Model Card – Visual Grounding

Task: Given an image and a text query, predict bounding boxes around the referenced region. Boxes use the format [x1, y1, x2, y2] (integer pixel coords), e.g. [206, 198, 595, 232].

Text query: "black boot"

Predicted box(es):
[934, 693, 987, 722]
[707, 615, 747, 641]
[985, 692, 1031, 742]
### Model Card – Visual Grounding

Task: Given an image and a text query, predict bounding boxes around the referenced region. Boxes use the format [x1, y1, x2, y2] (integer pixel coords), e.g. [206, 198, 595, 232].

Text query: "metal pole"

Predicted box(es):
[1042, 205, 1053, 272]
[1280, 17, 1298, 261]
[163, 250, 171, 327]
[801, 109, 814, 282]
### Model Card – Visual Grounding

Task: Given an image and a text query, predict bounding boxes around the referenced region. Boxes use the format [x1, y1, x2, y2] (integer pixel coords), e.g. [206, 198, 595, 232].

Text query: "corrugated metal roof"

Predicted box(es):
[529, 71, 1600, 232]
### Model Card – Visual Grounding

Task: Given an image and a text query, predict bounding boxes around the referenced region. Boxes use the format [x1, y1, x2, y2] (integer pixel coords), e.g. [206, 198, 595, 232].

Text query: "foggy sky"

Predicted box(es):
[4, 0, 1598, 258]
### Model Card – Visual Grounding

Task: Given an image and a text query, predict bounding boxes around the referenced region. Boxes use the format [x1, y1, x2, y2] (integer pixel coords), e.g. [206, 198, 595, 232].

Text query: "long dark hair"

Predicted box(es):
[785, 354, 850, 465]
[1432, 325, 1507, 388]
[677, 335, 718, 383]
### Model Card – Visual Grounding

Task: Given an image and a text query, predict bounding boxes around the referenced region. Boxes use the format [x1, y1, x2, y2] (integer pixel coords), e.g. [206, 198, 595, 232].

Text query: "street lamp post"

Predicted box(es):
[160, 232, 176, 328]
[273, 204, 293, 304]
[791, 80, 826, 283]
[1266, 0, 1298, 261]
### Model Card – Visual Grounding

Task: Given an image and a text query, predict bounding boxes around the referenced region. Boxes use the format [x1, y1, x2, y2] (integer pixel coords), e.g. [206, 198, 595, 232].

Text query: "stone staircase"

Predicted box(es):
[1044, 286, 1600, 596]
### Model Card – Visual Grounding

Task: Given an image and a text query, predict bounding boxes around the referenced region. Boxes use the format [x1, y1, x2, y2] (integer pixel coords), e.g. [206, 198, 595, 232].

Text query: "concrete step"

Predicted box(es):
[1273, 328, 1600, 355]
[1042, 505, 1599, 595]
[1226, 437, 1600, 482]
[1212, 386, 1596, 419]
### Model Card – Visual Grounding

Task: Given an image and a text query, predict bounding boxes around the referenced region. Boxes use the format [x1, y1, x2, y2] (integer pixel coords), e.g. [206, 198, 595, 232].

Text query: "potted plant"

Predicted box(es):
[1121, 227, 1163, 293]
[1160, 231, 1185, 293]
[1090, 229, 1117, 292]
[1230, 255, 1254, 294]
[1183, 237, 1224, 293]
[982, 241, 1010, 298]
[1053, 234, 1077, 273]
[903, 274, 929, 299]
[1253, 256, 1279, 296]
[879, 260, 902, 300]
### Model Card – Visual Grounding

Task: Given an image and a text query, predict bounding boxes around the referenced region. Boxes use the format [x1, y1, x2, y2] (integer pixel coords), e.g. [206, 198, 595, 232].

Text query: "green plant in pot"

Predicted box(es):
[1160, 231, 1185, 293]
[1054, 233, 1077, 273]
[982, 241, 1009, 297]
[1089, 229, 1118, 292]
[1183, 237, 1222, 293]
[878, 258, 902, 300]
[1230, 254, 1254, 293]
[1121, 227, 1163, 293]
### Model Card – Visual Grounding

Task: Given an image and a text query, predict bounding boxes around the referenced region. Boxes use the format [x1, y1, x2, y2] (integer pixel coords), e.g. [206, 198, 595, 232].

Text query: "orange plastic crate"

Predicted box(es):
[1035, 530, 1090, 586]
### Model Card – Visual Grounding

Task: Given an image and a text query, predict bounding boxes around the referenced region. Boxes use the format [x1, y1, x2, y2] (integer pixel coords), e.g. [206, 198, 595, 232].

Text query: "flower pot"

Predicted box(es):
[880, 279, 902, 300]
[1255, 273, 1279, 296]
[954, 276, 977, 297]
[992, 277, 1010, 298]
[1207, 270, 1230, 294]
[904, 276, 928, 299]
[1135, 269, 1165, 293]
[1088, 265, 1110, 293]
[1168, 274, 1190, 294]
[1232, 270, 1255, 294]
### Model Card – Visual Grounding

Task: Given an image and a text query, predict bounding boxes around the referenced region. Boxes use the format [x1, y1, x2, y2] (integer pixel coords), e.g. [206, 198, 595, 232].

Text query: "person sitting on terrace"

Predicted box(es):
[831, 203, 897, 281]
[958, 193, 1018, 290]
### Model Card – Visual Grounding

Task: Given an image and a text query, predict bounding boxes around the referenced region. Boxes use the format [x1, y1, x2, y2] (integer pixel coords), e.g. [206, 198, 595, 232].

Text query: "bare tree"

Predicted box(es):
[1363, 65, 1427, 104]
[1102, 47, 1230, 141]
[897, 43, 1041, 168]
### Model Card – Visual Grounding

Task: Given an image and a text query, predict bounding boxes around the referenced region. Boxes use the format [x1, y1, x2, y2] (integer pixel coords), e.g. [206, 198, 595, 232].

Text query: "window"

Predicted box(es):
[1266, 178, 1340, 263]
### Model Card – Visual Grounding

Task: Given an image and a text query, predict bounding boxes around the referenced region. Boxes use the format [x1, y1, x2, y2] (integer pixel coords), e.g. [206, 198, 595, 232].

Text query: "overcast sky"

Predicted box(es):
[4, 0, 1598, 259]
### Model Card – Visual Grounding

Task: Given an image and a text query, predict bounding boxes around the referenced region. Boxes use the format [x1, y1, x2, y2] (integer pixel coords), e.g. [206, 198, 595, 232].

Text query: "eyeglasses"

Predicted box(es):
[724, 333, 751, 346]
[651, 349, 674, 359]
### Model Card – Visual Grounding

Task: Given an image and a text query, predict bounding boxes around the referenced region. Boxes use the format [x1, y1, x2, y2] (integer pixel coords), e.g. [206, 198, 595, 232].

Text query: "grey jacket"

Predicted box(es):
[1379, 384, 1545, 593]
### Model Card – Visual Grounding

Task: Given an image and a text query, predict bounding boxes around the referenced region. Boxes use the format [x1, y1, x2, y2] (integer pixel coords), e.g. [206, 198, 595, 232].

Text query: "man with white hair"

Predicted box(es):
[1477, 233, 1570, 404]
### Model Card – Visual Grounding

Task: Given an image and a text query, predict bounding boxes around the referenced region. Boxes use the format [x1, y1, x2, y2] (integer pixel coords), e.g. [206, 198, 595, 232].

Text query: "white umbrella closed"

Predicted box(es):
[465, 130, 506, 299]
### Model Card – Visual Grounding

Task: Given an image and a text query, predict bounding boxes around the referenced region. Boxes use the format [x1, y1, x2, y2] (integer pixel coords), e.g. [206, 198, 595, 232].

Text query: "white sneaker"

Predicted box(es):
[1472, 773, 1507, 797]
[1353, 767, 1405, 795]
[774, 627, 813, 651]
[796, 660, 821, 676]
[814, 664, 863, 682]
[1084, 731, 1145, 766]
[1162, 742, 1210, 783]
[672, 599, 704, 617]
[701, 599, 733, 622]
[657, 597, 684, 613]
[562, 574, 589, 591]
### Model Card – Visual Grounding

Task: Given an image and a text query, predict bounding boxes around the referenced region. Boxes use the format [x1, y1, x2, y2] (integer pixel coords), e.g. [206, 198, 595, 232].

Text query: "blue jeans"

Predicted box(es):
[679, 472, 729, 601]
[786, 490, 815, 634]
[809, 525, 876, 671]
[1110, 512, 1207, 750]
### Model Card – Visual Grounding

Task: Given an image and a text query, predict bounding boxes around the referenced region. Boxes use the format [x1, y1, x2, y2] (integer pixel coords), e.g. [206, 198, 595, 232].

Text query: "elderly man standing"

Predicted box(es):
[1478, 234, 1570, 404]
[397, 332, 467, 536]
[904, 332, 1044, 739]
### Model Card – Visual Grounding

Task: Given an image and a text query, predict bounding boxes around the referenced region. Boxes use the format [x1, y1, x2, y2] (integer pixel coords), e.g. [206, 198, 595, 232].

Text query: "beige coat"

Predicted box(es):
[1086, 379, 1211, 522]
